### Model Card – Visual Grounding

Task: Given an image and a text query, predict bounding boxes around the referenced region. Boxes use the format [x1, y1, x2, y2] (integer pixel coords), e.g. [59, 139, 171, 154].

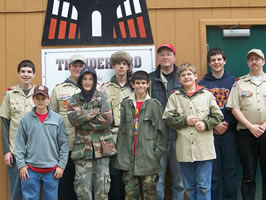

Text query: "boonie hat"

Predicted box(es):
[247, 49, 264, 60]
[157, 43, 176, 55]
[69, 55, 86, 65]
[34, 86, 49, 97]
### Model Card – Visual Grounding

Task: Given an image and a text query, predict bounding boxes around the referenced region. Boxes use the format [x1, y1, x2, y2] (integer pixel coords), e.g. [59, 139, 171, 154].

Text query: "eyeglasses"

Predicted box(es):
[158, 52, 174, 57]
[247, 57, 262, 62]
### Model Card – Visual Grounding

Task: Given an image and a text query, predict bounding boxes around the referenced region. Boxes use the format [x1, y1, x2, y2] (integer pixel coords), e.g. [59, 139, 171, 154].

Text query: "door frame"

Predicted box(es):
[199, 18, 266, 76]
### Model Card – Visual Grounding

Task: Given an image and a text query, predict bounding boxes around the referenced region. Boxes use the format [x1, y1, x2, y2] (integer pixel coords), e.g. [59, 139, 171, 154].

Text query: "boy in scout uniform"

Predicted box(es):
[0, 60, 36, 200]
[102, 51, 133, 200]
[226, 49, 266, 200]
[163, 62, 223, 200]
[50, 55, 85, 200]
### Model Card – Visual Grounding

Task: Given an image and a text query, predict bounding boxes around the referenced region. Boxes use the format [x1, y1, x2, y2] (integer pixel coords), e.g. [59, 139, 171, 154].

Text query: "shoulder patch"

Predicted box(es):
[232, 78, 240, 87]
[4, 88, 12, 96]
[171, 90, 176, 94]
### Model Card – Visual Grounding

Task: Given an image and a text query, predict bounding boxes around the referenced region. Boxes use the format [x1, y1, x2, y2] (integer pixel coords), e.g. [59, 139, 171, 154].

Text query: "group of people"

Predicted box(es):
[0, 43, 265, 200]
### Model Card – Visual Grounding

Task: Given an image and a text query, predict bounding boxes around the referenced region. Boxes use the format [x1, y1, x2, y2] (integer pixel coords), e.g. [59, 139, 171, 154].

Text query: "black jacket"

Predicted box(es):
[149, 65, 181, 140]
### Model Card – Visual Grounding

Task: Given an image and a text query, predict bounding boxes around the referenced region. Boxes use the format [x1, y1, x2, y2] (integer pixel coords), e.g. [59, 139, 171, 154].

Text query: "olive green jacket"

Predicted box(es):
[113, 93, 167, 176]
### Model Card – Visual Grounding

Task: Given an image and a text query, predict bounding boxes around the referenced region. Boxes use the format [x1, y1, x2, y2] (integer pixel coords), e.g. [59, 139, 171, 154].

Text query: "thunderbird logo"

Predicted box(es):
[42, 0, 153, 45]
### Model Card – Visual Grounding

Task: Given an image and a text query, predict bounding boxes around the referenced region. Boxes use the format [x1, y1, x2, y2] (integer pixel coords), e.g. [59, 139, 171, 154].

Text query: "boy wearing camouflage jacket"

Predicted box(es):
[67, 66, 116, 200]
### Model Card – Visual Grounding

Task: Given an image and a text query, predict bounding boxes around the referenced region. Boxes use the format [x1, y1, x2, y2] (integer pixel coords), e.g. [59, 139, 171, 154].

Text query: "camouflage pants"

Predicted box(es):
[122, 170, 158, 200]
[74, 158, 110, 200]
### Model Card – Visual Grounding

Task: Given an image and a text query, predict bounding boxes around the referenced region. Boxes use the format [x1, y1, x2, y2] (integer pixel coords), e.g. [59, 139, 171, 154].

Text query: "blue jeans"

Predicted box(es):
[156, 140, 184, 200]
[21, 168, 59, 200]
[211, 129, 238, 200]
[238, 129, 266, 200]
[8, 158, 23, 200]
[179, 160, 212, 200]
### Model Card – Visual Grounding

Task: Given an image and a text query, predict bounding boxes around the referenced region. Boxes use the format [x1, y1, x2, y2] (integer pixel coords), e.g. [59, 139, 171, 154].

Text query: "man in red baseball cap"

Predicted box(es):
[157, 42, 176, 55]
[149, 43, 184, 200]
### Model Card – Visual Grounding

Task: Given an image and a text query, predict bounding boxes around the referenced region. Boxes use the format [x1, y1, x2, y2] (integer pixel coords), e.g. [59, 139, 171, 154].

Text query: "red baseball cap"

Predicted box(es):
[157, 43, 176, 55]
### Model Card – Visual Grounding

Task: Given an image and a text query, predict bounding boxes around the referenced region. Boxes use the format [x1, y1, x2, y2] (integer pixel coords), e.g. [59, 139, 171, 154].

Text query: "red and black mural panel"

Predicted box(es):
[42, 0, 153, 45]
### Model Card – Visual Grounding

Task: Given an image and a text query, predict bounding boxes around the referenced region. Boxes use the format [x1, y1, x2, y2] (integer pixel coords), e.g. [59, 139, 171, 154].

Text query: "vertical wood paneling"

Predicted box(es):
[231, 0, 250, 7]
[0, 14, 6, 94]
[211, 8, 232, 19]
[154, 9, 176, 44]
[25, 13, 43, 85]
[231, 8, 250, 18]
[174, 9, 195, 65]
[6, 13, 25, 86]
[6, 0, 23, 11]
[148, 10, 157, 43]
[146, 0, 155, 8]
[42, 0, 48, 11]
[174, 0, 193, 7]
[193, 0, 212, 7]
[211, 0, 231, 7]
[24, 0, 42, 11]
[0, 0, 5, 12]
[155, 0, 174, 8]
[250, 7, 266, 18]
[193, 9, 212, 78]
[249, 0, 266, 6]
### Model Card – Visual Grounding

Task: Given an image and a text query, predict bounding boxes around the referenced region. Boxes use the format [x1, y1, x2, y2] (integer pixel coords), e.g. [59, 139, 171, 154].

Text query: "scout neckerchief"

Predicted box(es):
[133, 101, 143, 156]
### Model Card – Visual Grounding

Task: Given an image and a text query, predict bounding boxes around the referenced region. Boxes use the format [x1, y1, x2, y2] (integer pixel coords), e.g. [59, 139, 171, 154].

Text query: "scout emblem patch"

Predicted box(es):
[241, 91, 253, 97]
[62, 100, 69, 109]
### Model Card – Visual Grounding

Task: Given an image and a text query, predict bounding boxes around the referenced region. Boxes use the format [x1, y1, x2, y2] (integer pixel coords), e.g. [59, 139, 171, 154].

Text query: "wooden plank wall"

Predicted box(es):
[0, 0, 266, 199]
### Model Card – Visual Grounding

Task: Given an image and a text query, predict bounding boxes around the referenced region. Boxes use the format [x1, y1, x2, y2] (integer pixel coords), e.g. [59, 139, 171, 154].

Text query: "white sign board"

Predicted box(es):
[41, 46, 155, 93]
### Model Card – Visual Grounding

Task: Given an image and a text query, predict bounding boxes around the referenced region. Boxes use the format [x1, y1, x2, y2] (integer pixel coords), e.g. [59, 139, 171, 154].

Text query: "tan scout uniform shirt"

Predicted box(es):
[0, 84, 35, 155]
[50, 82, 80, 150]
[226, 73, 266, 131]
[103, 81, 132, 138]
[163, 89, 223, 162]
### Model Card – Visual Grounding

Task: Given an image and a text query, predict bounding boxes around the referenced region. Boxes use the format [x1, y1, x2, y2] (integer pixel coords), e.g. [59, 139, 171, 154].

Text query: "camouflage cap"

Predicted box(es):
[111, 51, 133, 66]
